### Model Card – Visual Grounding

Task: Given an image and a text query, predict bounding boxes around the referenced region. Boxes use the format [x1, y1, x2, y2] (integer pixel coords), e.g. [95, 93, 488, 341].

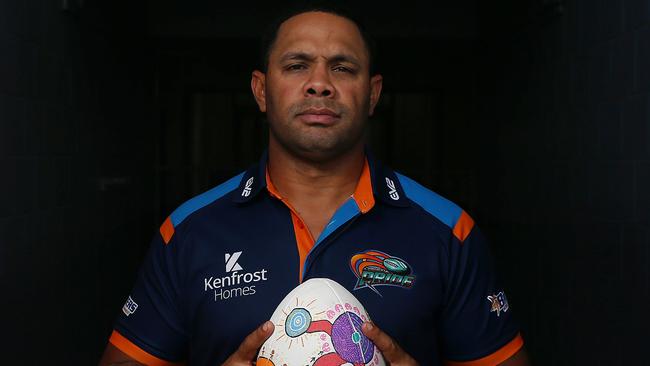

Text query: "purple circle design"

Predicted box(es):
[331, 311, 374, 364]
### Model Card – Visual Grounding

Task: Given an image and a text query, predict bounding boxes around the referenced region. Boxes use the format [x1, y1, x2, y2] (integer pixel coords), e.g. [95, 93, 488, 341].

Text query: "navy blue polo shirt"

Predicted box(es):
[109, 152, 523, 366]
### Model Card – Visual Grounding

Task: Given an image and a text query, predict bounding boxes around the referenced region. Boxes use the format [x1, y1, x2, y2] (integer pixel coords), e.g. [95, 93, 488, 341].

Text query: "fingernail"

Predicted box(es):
[262, 321, 270, 332]
[364, 322, 373, 331]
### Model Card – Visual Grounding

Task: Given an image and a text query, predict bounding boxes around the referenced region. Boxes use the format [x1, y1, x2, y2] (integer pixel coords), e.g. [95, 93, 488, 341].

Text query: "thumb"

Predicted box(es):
[362, 321, 401, 360]
[232, 321, 275, 362]
[362, 321, 417, 365]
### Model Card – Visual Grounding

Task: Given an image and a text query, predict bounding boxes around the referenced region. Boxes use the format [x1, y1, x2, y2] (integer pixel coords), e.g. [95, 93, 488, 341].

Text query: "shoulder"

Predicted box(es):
[159, 171, 246, 244]
[395, 172, 474, 243]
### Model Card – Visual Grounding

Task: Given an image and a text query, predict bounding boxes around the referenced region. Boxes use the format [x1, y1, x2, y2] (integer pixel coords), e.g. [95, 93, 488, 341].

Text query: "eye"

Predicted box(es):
[333, 65, 357, 74]
[286, 64, 307, 71]
[333, 66, 351, 73]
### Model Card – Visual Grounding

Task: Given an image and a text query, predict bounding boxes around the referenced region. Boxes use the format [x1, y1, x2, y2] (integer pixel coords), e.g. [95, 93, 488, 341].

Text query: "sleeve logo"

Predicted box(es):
[122, 296, 138, 316]
[487, 291, 509, 317]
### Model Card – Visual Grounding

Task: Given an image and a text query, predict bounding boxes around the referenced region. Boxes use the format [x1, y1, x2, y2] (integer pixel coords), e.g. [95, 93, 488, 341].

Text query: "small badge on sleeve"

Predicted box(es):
[122, 296, 139, 316]
[487, 291, 509, 317]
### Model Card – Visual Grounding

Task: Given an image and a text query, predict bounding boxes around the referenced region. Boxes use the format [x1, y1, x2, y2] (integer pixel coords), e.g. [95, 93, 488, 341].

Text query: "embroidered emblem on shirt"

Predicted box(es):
[225, 251, 244, 272]
[487, 291, 509, 317]
[122, 296, 138, 316]
[242, 177, 254, 197]
[385, 177, 399, 200]
[350, 250, 415, 297]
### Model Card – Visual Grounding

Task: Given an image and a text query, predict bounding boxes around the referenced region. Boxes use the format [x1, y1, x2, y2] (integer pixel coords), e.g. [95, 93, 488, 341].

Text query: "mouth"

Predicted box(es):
[296, 108, 341, 125]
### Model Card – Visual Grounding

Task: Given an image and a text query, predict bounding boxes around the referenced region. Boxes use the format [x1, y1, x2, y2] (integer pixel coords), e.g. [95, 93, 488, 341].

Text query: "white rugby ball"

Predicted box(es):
[256, 278, 386, 366]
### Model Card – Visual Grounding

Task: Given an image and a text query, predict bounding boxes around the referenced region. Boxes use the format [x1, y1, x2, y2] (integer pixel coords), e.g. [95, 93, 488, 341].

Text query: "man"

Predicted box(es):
[99, 6, 531, 366]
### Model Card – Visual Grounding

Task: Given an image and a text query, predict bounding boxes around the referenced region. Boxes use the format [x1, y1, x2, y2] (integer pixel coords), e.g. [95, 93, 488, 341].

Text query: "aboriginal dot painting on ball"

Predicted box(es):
[257, 278, 386, 366]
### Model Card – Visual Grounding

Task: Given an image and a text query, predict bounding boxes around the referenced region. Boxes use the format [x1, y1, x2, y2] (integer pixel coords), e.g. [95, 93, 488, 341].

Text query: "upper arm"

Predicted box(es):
[98, 343, 144, 366]
[98, 342, 189, 366]
[107, 223, 189, 365]
[498, 347, 532, 366]
[439, 216, 524, 365]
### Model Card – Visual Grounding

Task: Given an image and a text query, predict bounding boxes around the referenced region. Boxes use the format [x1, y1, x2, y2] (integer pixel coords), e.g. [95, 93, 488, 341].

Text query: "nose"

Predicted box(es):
[304, 64, 335, 98]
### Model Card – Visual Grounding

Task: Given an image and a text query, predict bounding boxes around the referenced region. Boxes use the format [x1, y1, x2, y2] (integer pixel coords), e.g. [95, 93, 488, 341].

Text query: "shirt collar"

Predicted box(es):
[365, 150, 410, 208]
[232, 149, 409, 209]
[231, 150, 268, 203]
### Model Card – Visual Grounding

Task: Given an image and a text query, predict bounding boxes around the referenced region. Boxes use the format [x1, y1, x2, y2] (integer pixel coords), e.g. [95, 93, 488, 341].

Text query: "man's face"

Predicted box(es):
[252, 12, 382, 162]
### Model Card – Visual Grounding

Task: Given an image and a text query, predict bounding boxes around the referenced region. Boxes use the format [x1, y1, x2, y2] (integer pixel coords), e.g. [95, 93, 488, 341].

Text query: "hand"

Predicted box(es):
[221, 321, 274, 366]
[362, 321, 419, 366]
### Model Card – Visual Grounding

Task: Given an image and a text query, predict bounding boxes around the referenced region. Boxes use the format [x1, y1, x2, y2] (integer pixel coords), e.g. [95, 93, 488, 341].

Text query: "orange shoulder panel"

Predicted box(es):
[160, 216, 175, 244]
[452, 210, 474, 243]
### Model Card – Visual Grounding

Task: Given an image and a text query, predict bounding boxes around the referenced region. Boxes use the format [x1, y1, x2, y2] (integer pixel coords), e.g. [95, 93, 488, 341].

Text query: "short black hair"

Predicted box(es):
[259, 2, 377, 75]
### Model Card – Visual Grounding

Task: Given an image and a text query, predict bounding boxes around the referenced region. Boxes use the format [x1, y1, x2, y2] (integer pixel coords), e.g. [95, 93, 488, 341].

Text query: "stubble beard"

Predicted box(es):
[267, 98, 369, 164]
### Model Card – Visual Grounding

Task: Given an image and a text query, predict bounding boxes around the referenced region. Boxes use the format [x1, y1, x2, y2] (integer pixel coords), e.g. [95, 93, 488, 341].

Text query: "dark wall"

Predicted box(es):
[0, 1, 154, 364]
[470, 0, 650, 365]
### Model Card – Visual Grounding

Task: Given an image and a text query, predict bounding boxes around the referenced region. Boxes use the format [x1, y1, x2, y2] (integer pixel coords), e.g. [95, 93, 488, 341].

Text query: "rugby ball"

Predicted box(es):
[256, 278, 386, 366]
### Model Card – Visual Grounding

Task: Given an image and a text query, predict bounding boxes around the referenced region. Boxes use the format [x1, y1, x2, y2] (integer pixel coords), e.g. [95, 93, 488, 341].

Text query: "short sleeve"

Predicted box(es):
[439, 220, 523, 365]
[109, 221, 188, 365]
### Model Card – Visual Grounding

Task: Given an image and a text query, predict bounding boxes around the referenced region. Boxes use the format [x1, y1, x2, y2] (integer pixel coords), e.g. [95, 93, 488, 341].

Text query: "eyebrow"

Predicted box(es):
[279, 52, 361, 67]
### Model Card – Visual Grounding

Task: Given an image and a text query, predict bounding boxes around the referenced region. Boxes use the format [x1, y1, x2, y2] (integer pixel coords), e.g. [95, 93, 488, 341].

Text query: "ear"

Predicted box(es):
[368, 74, 383, 116]
[251, 70, 267, 112]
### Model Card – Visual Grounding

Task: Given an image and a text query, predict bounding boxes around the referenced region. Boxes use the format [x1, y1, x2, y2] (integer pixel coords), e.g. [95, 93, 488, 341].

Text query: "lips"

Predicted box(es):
[296, 108, 341, 125]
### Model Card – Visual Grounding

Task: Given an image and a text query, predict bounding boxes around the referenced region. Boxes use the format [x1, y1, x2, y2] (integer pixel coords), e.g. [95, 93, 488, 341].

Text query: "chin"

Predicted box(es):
[293, 141, 361, 164]
[270, 125, 365, 163]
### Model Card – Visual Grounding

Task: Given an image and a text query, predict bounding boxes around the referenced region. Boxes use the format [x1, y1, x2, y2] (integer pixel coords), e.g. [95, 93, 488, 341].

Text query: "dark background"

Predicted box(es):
[1, 0, 648, 364]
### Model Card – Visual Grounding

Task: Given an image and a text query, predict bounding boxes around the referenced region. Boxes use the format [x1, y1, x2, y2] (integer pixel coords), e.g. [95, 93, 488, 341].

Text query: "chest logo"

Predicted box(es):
[203, 251, 269, 301]
[350, 250, 415, 296]
[225, 251, 244, 272]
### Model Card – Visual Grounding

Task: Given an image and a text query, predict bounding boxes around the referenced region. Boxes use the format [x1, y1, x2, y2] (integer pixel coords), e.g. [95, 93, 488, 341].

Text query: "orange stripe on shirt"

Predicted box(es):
[444, 333, 524, 366]
[160, 216, 175, 244]
[266, 169, 315, 283]
[452, 210, 474, 243]
[351, 159, 375, 213]
[266, 158, 374, 283]
[109, 330, 183, 366]
[291, 212, 316, 282]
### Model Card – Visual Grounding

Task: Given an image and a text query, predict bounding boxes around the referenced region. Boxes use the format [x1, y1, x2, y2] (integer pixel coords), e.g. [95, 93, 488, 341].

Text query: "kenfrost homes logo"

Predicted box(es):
[225, 251, 243, 272]
[122, 296, 138, 316]
[203, 251, 269, 301]
[350, 250, 415, 297]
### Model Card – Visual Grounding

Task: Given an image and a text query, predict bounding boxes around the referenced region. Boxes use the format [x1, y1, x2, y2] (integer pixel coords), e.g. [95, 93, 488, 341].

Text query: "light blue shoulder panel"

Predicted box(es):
[395, 173, 462, 229]
[169, 172, 245, 227]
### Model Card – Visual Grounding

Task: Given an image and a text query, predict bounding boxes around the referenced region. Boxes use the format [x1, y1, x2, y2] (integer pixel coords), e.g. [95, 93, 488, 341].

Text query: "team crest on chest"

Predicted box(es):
[350, 250, 416, 296]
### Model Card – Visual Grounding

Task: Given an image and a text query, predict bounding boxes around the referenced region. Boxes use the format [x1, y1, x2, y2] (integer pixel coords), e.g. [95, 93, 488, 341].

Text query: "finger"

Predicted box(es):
[233, 321, 275, 361]
[361, 321, 405, 362]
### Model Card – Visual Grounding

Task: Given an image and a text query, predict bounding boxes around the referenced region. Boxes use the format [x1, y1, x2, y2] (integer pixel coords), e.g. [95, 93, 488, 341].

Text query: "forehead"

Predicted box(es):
[271, 12, 368, 64]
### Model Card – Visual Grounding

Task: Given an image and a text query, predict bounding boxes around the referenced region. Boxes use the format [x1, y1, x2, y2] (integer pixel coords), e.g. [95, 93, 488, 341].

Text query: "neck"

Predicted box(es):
[267, 140, 365, 204]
